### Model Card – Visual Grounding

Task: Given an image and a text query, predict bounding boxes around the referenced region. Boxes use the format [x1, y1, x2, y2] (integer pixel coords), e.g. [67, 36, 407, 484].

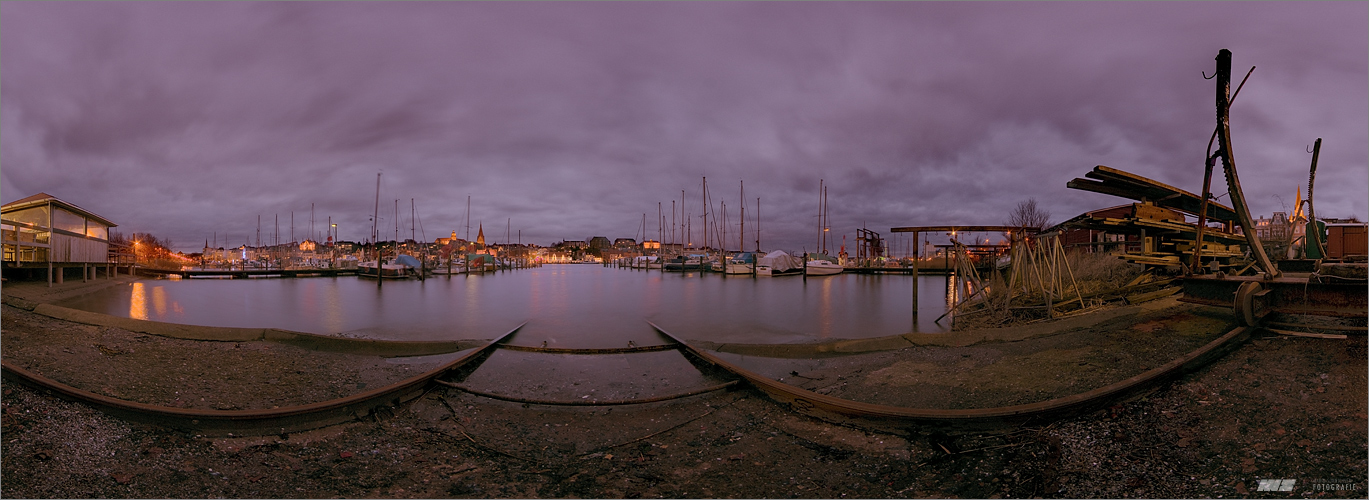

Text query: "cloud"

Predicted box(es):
[3, 2, 1364, 252]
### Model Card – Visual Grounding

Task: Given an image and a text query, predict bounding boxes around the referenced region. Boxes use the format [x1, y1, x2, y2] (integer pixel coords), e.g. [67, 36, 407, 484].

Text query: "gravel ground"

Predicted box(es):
[2, 304, 451, 410]
[2, 279, 1365, 498]
[727, 301, 1233, 410]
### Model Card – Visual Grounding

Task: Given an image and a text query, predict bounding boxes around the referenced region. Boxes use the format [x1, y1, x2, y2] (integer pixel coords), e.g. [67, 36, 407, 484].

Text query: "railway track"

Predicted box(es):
[3, 314, 1258, 436]
[649, 321, 1256, 429]
[0, 323, 525, 437]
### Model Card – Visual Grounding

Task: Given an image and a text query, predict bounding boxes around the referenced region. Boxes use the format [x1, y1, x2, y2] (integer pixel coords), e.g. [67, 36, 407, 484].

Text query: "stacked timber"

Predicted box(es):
[1059, 165, 1248, 270]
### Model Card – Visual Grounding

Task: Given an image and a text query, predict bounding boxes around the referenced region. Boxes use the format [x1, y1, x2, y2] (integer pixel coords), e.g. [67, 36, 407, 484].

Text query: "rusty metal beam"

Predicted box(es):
[498, 343, 679, 355]
[0, 322, 526, 436]
[1180, 276, 1367, 325]
[1213, 49, 1278, 279]
[648, 320, 1253, 428]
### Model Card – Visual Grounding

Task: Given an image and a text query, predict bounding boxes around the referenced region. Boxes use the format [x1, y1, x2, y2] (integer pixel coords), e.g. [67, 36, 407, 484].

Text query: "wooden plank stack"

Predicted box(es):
[1059, 165, 1248, 269]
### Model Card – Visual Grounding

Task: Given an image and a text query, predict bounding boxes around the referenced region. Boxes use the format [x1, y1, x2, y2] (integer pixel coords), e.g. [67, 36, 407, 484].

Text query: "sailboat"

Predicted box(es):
[805, 179, 843, 276]
[757, 250, 803, 276]
[357, 174, 419, 280]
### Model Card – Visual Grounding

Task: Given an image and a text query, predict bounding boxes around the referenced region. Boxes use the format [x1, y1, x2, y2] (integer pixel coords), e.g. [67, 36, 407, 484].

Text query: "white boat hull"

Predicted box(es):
[723, 263, 753, 274]
[804, 261, 843, 276]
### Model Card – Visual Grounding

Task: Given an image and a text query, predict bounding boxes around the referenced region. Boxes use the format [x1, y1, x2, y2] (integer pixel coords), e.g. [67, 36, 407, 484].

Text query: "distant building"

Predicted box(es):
[613, 238, 637, 249]
[1255, 212, 1293, 243]
[587, 236, 611, 249]
[642, 240, 661, 250]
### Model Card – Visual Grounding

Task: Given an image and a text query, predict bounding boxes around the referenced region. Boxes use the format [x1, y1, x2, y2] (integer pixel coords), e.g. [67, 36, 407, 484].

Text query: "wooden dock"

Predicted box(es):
[139, 268, 358, 279]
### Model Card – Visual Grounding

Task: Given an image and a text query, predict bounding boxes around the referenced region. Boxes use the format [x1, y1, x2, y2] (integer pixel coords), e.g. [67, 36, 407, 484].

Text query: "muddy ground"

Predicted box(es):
[1, 278, 1366, 498]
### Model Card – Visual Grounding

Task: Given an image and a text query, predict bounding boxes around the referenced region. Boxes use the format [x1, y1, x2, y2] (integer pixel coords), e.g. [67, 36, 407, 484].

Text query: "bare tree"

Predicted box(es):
[1006, 198, 1052, 231]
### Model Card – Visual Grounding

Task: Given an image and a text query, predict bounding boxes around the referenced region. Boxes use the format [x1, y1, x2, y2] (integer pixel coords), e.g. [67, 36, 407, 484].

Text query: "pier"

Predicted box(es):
[138, 267, 358, 279]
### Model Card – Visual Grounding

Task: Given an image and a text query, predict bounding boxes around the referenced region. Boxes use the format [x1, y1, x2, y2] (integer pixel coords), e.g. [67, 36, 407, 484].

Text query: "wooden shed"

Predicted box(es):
[1326, 223, 1368, 259]
[2, 192, 124, 285]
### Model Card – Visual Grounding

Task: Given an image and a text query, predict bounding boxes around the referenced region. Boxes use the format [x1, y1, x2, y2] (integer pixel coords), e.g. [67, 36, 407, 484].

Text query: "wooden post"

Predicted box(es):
[911, 231, 919, 331]
[1191, 155, 1217, 272]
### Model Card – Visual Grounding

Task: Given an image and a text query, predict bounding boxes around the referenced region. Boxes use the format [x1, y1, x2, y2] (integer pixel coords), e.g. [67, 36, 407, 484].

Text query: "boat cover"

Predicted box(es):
[394, 254, 422, 268]
[759, 250, 802, 272]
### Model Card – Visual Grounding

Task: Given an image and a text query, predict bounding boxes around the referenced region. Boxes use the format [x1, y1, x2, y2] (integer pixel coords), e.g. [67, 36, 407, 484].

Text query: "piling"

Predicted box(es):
[911, 231, 920, 331]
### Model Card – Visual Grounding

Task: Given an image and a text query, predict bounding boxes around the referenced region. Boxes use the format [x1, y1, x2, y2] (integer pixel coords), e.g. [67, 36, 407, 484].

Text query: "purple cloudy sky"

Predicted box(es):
[3, 2, 1365, 253]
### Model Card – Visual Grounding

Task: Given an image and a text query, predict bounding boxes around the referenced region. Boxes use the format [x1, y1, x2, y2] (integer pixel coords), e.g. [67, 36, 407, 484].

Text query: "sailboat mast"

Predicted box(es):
[815, 184, 826, 253]
[372, 173, 381, 259]
[817, 179, 824, 254]
[739, 180, 744, 254]
[702, 177, 708, 252]
[756, 197, 761, 252]
[411, 199, 416, 244]
[721, 201, 727, 253]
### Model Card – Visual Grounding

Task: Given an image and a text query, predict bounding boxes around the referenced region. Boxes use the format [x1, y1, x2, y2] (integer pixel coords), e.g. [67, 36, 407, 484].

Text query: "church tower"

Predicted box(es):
[476, 223, 485, 246]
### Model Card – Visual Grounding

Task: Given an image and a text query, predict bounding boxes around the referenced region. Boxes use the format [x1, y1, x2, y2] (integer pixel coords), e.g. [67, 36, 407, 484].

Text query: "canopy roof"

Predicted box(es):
[2, 192, 118, 228]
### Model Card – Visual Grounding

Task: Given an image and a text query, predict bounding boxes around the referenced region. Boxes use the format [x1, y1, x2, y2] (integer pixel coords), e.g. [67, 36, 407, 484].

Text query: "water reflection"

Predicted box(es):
[129, 282, 147, 320]
[152, 285, 168, 317]
[321, 280, 345, 334]
[62, 265, 954, 346]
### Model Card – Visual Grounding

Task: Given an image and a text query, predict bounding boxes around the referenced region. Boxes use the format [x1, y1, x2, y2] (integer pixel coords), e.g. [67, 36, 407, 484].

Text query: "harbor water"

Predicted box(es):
[56, 264, 960, 348]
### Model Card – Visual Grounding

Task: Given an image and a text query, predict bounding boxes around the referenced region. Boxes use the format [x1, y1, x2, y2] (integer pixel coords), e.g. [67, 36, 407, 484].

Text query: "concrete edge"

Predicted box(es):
[23, 303, 483, 357]
[32, 303, 266, 341]
[2, 295, 39, 311]
[689, 296, 1188, 358]
[263, 329, 485, 357]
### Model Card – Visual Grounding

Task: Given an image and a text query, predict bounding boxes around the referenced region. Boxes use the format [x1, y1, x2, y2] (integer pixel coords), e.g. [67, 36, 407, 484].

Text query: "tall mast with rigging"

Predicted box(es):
[371, 173, 381, 260]
[739, 180, 744, 254]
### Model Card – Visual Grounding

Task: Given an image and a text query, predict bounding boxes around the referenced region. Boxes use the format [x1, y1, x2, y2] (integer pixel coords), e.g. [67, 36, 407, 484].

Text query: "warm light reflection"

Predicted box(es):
[152, 286, 168, 317]
[945, 273, 960, 310]
[321, 284, 345, 334]
[129, 282, 148, 320]
[816, 277, 833, 339]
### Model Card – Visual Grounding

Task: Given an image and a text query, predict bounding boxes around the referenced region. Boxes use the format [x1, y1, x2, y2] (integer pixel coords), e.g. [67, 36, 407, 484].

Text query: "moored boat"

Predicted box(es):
[756, 250, 803, 276]
[714, 252, 756, 274]
[804, 253, 843, 276]
[358, 255, 422, 279]
[664, 254, 708, 271]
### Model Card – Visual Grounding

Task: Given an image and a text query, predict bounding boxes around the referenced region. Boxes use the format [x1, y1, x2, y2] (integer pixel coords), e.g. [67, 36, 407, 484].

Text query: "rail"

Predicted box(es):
[0, 322, 526, 436]
[648, 321, 1254, 428]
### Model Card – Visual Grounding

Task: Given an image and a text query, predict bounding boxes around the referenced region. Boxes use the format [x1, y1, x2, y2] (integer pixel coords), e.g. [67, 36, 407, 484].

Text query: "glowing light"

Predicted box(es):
[129, 282, 148, 320]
